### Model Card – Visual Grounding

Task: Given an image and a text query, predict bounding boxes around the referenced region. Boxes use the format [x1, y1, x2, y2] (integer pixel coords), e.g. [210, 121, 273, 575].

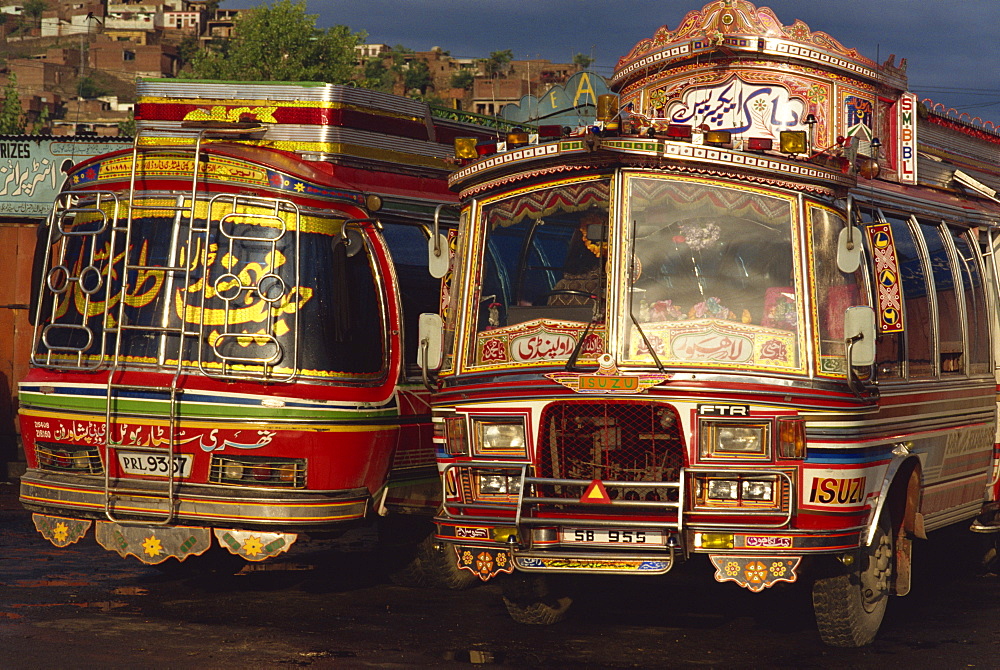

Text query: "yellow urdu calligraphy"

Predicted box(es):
[173, 241, 313, 333]
[176, 285, 312, 328]
[71, 240, 165, 320]
[182, 105, 279, 124]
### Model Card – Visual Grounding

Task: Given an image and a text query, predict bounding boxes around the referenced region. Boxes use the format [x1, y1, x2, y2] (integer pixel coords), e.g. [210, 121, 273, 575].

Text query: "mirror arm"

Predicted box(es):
[845, 332, 861, 396]
[420, 336, 435, 392]
[433, 204, 459, 258]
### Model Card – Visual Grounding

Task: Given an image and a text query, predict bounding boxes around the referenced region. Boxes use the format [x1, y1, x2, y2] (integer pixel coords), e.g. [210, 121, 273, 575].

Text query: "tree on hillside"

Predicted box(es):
[573, 53, 595, 70]
[177, 34, 202, 70]
[402, 59, 431, 95]
[77, 75, 110, 99]
[22, 0, 47, 29]
[361, 57, 394, 92]
[189, 0, 365, 83]
[483, 49, 513, 77]
[450, 70, 475, 92]
[0, 75, 25, 135]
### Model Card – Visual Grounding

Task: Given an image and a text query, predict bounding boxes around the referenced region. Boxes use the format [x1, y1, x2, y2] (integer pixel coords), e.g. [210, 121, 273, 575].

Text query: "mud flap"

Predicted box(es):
[214, 529, 296, 561]
[33, 514, 92, 547]
[709, 555, 801, 592]
[456, 546, 515, 581]
[95, 521, 212, 565]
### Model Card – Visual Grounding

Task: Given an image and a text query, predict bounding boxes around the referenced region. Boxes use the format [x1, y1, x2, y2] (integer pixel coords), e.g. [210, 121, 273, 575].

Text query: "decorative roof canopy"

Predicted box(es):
[612, 1, 905, 92]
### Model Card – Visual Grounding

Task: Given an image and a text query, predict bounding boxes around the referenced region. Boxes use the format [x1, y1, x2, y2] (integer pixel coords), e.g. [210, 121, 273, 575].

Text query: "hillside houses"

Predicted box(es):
[2, 0, 592, 136]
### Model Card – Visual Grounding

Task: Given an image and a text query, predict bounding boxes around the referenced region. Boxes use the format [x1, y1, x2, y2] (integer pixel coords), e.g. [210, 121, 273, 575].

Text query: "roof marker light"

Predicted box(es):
[454, 137, 478, 160]
[506, 129, 529, 148]
[537, 124, 562, 139]
[704, 130, 731, 146]
[779, 130, 808, 154]
[666, 124, 693, 140]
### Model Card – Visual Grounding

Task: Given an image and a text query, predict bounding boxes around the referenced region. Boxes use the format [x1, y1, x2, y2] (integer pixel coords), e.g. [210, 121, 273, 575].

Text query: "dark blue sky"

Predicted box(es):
[229, 0, 1000, 122]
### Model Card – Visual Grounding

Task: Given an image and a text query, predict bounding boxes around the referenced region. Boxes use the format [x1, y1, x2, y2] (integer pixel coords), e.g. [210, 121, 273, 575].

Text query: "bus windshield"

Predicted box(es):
[624, 176, 804, 372]
[473, 178, 611, 336]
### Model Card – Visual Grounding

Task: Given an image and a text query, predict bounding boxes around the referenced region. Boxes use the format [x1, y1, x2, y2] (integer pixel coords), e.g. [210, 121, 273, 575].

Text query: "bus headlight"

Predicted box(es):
[474, 419, 527, 457]
[477, 472, 522, 496]
[742, 479, 775, 502]
[707, 478, 739, 500]
[693, 474, 781, 508]
[700, 421, 769, 459]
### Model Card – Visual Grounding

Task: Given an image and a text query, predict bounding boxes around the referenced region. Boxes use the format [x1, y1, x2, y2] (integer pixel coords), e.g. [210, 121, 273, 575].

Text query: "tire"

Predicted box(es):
[812, 511, 894, 647]
[387, 532, 477, 590]
[981, 535, 998, 575]
[501, 574, 573, 625]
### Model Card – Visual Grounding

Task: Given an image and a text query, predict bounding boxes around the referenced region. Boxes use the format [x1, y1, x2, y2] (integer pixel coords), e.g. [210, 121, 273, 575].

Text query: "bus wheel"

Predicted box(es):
[501, 574, 572, 625]
[388, 532, 477, 590]
[812, 511, 893, 647]
[981, 535, 998, 574]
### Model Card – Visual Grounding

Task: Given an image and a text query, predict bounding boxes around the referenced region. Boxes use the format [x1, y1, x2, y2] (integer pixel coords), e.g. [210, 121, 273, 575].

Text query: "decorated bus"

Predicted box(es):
[422, 1, 1000, 646]
[17, 78, 513, 581]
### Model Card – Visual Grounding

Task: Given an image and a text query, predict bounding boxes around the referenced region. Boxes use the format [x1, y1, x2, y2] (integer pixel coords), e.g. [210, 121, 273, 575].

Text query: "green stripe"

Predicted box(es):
[20, 391, 399, 423]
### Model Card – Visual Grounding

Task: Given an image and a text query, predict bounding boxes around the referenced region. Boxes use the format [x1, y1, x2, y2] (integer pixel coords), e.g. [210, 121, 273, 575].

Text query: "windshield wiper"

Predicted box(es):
[564, 311, 599, 372]
[629, 311, 666, 373]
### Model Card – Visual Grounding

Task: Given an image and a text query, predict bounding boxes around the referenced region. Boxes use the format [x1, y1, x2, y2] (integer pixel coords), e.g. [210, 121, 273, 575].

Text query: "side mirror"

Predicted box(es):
[838, 194, 862, 274]
[429, 203, 455, 279]
[417, 312, 443, 372]
[844, 305, 876, 367]
[837, 225, 862, 274]
[428, 234, 449, 278]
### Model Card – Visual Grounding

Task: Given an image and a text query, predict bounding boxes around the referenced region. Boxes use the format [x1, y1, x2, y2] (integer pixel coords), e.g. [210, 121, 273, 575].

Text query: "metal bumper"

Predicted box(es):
[19, 469, 371, 529]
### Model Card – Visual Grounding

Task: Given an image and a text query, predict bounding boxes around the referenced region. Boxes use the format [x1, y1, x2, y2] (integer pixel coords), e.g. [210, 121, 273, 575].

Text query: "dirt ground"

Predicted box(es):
[1, 480, 998, 669]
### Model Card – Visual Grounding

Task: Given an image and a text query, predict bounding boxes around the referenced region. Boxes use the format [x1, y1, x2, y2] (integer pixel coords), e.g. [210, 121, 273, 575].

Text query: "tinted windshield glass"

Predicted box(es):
[468, 179, 610, 366]
[33, 196, 385, 379]
[475, 179, 611, 331]
[624, 176, 802, 371]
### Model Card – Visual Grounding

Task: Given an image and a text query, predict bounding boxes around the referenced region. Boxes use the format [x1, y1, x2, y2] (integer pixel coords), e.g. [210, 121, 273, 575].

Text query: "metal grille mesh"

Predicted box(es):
[35, 444, 104, 475]
[537, 401, 684, 502]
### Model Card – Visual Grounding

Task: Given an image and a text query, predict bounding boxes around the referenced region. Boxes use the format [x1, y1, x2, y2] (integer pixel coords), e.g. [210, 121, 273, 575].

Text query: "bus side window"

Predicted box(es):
[879, 212, 933, 379]
[916, 219, 964, 375]
[381, 223, 442, 378]
[951, 227, 991, 375]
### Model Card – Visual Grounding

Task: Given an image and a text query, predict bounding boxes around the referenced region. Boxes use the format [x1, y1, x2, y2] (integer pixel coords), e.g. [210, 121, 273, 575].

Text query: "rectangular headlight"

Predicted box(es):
[742, 479, 775, 502]
[707, 479, 739, 500]
[694, 474, 781, 508]
[476, 471, 522, 497]
[700, 421, 769, 459]
[473, 418, 527, 456]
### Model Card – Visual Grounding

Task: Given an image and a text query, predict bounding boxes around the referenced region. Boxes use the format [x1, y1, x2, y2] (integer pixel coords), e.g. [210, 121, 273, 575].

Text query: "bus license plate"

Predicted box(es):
[118, 452, 192, 478]
[560, 528, 663, 546]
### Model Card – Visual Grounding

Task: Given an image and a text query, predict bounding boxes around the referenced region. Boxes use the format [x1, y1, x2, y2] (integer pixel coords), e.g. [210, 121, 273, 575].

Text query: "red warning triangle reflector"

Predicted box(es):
[581, 479, 611, 504]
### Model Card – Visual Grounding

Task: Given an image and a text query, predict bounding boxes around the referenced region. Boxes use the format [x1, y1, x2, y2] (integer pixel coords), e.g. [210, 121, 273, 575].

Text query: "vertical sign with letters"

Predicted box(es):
[896, 92, 917, 185]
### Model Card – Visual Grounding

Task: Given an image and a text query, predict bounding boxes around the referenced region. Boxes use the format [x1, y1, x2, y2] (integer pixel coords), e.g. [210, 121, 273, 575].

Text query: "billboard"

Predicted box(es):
[0, 136, 130, 218]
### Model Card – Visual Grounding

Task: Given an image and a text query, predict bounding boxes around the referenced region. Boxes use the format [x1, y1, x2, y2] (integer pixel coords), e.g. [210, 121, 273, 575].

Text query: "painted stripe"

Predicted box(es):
[20, 408, 400, 433]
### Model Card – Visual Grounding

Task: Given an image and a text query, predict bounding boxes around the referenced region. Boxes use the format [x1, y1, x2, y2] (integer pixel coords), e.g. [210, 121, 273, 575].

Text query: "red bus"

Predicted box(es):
[18, 79, 505, 582]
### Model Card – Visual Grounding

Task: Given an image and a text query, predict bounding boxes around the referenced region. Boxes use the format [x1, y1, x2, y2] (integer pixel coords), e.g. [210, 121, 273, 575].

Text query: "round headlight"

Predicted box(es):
[222, 460, 244, 480]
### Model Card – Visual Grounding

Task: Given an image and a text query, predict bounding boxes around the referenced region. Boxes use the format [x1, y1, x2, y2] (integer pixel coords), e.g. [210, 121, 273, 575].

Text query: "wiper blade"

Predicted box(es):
[630, 306, 667, 374]
[564, 312, 598, 372]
